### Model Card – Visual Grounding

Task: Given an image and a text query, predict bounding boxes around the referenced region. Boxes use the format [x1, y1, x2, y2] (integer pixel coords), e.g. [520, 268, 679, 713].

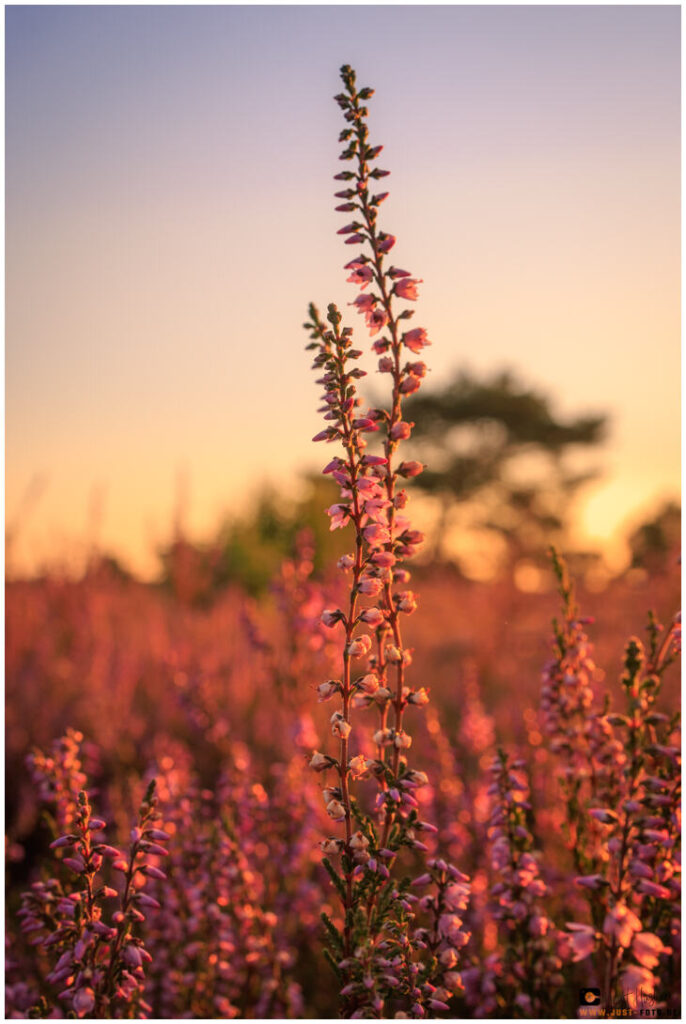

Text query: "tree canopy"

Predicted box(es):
[403, 369, 608, 567]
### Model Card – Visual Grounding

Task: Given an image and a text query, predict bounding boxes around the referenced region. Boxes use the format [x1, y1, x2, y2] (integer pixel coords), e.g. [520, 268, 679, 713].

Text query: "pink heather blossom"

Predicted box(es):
[320, 838, 344, 855]
[63, 855, 86, 872]
[326, 799, 346, 820]
[347, 265, 374, 288]
[397, 460, 424, 478]
[327, 504, 350, 530]
[438, 914, 465, 941]
[390, 420, 413, 441]
[310, 751, 333, 771]
[72, 987, 95, 1015]
[348, 755, 374, 778]
[372, 337, 391, 354]
[136, 892, 161, 909]
[378, 356, 394, 373]
[632, 932, 668, 969]
[567, 924, 597, 961]
[356, 674, 379, 695]
[363, 523, 391, 545]
[313, 428, 337, 442]
[352, 416, 379, 431]
[399, 375, 421, 394]
[98, 844, 122, 859]
[50, 834, 77, 849]
[355, 477, 379, 493]
[363, 497, 392, 519]
[347, 635, 372, 658]
[603, 903, 642, 948]
[373, 728, 394, 747]
[370, 551, 395, 568]
[387, 266, 411, 279]
[337, 222, 362, 235]
[394, 278, 422, 300]
[321, 609, 344, 628]
[360, 608, 385, 627]
[317, 680, 340, 702]
[365, 308, 389, 336]
[337, 554, 355, 569]
[629, 859, 654, 880]
[330, 714, 352, 741]
[352, 292, 377, 313]
[406, 360, 427, 377]
[589, 807, 618, 825]
[357, 577, 383, 596]
[377, 233, 396, 253]
[637, 879, 671, 898]
[374, 686, 393, 703]
[402, 327, 430, 353]
[620, 964, 656, 1003]
[349, 831, 370, 851]
[396, 592, 417, 614]
[575, 873, 607, 889]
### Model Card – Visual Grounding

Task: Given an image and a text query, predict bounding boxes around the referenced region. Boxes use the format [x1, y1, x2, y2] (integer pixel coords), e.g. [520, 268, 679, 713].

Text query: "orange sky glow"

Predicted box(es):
[6, 6, 680, 579]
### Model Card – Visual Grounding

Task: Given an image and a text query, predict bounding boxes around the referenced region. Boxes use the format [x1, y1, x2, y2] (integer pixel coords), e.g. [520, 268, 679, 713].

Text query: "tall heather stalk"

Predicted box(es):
[302, 65, 469, 1019]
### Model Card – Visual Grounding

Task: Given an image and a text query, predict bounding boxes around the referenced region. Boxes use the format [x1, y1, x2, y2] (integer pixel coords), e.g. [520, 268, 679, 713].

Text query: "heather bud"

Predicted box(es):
[331, 712, 352, 739]
[310, 751, 334, 772]
[317, 680, 341, 701]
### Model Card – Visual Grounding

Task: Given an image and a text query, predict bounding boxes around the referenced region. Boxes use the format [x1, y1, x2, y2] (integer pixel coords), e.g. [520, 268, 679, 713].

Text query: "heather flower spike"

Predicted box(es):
[541, 549, 681, 1011]
[303, 65, 469, 1018]
[17, 738, 168, 1018]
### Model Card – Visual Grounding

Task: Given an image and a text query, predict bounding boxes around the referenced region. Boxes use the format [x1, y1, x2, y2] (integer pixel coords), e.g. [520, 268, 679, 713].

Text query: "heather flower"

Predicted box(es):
[604, 902, 642, 948]
[402, 328, 430, 353]
[632, 931, 669, 969]
[566, 923, 597, 961]
[393, 277, 422, 300]
[17, 740, 168, 1019]
[301, 65, 471, 1016]
[473, 750, 566, 1016]
[310, 750, 334, 772]
[541, 553, 681, 1010]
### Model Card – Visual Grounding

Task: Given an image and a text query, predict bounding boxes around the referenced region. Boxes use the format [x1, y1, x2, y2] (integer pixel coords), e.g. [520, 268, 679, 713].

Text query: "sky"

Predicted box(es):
[6, 5, 681, 578]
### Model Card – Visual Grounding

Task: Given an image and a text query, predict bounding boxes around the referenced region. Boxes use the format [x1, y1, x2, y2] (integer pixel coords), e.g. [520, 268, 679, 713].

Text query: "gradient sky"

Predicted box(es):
[6, 5, 681, 577]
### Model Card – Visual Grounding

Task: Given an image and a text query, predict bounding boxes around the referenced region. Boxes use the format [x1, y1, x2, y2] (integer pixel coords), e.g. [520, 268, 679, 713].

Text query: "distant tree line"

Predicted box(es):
[87, 369, 676, 603]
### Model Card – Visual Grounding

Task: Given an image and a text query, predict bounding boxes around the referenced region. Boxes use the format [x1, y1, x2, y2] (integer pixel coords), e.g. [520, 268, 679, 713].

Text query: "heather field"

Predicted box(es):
[5, 548, 681, 1018]
[5, 30, 681, 1023]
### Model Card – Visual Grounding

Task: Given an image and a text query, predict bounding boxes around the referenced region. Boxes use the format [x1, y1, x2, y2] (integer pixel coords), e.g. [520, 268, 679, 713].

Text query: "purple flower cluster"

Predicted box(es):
[463, 750, 566, 1017]
[16, 736, 168, 1018]
[542, 551, 681, 1011]
[142, 750, 308, 1018]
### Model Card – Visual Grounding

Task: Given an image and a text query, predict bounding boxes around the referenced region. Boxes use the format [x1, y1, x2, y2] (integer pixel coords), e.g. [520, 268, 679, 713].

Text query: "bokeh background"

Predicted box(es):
[6, 5, 680, 582]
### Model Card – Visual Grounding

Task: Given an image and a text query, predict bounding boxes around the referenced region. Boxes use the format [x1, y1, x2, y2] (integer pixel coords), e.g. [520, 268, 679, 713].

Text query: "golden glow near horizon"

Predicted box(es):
[6, 7, 680, 579]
